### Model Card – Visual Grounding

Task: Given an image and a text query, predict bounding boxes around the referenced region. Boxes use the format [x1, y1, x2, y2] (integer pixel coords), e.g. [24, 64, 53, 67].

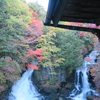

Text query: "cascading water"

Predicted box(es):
[8, 61, 44, 100]
[68, 50, 98, 100]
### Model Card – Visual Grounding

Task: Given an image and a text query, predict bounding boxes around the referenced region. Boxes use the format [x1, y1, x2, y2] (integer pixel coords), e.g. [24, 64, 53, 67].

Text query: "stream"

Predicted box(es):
[8, 69, 44, 100]
[68, 50, 98, 100]
[8, 60, 45, 100]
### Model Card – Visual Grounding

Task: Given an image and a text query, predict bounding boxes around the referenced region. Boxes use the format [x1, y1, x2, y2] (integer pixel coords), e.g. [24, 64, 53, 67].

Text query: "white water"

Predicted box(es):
[69, 50, 98, 100]
[8, 69, 44, 100]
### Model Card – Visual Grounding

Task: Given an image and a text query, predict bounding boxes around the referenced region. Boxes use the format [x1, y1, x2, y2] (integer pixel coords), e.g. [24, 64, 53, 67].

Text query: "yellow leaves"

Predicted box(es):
[49, 27, 65, 33]
[51, 32, 56, 37]
[49, 72, 57, 75]
[0, 71, 6, 84]
[69, 70, 73, 74]
[66, 22, 71, 25]
[55, 58, 65, 63]
[42, 62, 52, 67]
[41, 35, 45, 37]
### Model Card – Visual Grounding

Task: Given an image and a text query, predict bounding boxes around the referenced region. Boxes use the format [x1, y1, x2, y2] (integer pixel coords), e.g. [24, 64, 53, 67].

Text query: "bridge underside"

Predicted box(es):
[44, 0, 100, 38]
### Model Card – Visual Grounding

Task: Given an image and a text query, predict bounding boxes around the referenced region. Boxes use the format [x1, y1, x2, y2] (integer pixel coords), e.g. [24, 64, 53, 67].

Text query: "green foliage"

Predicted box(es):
[0, 71, 6, 84]
[49, 76, 58, 85]
[55, 30, 84, 69]
[0, 61, 7, 68]
[37, 28, 85, 70]
[0, 0, 32, 60]
[36, 31, 65, 68]
[28, 2, 46, 19]
[80, 33, 94, 51]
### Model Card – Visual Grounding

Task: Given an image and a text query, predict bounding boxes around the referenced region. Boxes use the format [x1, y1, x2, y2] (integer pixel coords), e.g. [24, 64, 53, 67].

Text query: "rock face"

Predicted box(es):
[32, 67, 75, 100]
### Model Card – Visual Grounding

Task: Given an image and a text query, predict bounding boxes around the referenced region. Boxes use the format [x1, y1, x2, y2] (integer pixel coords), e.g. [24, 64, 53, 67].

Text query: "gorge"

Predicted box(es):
[8, 50, 99, 100]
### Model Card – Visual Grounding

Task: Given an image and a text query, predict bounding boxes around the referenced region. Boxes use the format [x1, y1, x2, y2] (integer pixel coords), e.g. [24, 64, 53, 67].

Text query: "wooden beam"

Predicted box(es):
[60, 16, 96, 23]
[69, 0, 100, 5]
[67, 3, 100, 8]
[64, 7, 100, 14]
[62, 13, 100, 19]
[52, 0, 69, 26]
[44, 0, 57, 24]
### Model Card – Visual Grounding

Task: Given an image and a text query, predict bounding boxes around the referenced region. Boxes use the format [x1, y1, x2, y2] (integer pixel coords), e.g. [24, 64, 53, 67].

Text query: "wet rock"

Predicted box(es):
[87, 96, 94, 100]
[59, 97, 64, 100]
[32, 67, 75, 100]
[0, 86, 5, 93]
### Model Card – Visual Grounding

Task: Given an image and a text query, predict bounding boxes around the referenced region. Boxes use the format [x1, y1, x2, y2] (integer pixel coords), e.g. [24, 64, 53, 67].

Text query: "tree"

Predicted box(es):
[0, 0, 32, 60]
[54, 29, 84, 69]
[36, 30, 65, 68]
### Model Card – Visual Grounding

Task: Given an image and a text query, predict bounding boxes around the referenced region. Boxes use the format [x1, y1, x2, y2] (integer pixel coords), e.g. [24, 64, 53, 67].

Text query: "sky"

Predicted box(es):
[25, 0, 49, 11]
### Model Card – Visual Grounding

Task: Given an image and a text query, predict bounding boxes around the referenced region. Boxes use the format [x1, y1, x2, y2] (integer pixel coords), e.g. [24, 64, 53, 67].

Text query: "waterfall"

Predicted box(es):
[8, 60, 44, 100]
[69, 50, 98, 100]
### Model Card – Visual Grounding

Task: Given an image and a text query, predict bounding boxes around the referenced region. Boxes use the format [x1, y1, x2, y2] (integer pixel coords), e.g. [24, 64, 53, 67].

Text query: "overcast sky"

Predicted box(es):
[25, 0, 49, 10]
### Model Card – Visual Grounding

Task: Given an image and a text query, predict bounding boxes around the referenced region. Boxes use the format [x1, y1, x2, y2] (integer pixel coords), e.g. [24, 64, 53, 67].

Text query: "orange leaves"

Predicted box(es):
[27, 64, 39, 70]
[90, 66, 98, 75]
[85, 57, 92, 62]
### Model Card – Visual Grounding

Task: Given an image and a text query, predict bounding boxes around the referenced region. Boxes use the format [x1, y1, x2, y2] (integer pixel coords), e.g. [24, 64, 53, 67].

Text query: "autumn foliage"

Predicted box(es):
[90, 66, 98, 75]
[79, 33, 86, 37]
[27, 64, 39, 70]
[25, 49, 44, 70]
[23, 9, 44, 70]
[26, 49, 44, 57]
[85, 57, 92, 62]
[66, 22, 100, 29]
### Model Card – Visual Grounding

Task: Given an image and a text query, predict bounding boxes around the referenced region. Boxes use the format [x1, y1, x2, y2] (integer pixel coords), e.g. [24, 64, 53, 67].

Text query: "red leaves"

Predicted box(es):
[29, 17, 43, 35]
[25, 49, 44, 62]
[85, 57, 92, 62]
[7, 58, 12, 62]
[31, 11, 39, 16]
[22, 9, 44, 70]
[88, 24, 96, 28]
[27, 64, 39, 70]
[79, 33, 86, 37]
[25, 9, 43, 44]
[26, 49, 44, 57]
[30, 8, 39, 16]
[36, 56, 45, 62]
